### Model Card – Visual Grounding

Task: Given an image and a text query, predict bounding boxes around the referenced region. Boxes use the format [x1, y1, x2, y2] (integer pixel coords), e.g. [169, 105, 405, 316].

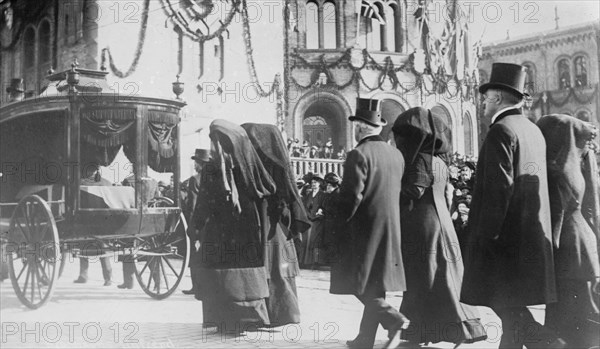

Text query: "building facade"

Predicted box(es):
[479, 21, 600, 143]
[285, 0, 480, 156]
[1, 0, 480, 166]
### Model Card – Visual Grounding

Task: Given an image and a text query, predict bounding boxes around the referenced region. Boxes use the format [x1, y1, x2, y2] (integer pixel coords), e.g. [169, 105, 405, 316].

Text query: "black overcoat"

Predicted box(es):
[461, 109, 557, 307]
[330, 135, 406, 295]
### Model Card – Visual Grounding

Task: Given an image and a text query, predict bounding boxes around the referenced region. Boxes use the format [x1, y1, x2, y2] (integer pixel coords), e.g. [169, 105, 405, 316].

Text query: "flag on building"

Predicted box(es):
[359, 0, 385, 25]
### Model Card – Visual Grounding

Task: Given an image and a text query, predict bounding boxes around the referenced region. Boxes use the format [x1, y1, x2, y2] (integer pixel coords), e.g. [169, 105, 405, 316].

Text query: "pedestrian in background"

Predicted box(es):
[330, 98, 408, 349]
[461, 63, 565, 348]
[181, 148, 210, 295]
[537, 114, 600, 348]
[392, 107, 486, 347]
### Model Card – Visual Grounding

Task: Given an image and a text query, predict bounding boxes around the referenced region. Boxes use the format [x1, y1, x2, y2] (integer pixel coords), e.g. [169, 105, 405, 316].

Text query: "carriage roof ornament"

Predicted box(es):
[44, 58, 111, 95]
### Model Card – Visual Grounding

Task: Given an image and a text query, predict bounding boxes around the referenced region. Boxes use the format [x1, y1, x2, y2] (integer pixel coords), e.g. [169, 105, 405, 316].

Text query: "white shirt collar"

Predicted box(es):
[490, 103, 523, 124]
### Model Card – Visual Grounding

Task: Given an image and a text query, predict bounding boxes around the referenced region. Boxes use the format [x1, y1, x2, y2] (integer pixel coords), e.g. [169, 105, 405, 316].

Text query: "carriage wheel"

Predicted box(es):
[8, 195, 59, 309]
[134, 213, 189, 300]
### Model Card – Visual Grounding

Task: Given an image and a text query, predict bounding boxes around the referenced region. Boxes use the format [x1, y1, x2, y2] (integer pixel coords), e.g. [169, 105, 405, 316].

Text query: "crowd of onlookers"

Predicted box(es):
[287, 138, 347, 160]
[290, 153, 478, 270]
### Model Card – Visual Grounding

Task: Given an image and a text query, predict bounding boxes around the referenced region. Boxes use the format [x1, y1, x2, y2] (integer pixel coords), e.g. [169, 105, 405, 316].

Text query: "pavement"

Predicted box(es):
[0, 257, 546, 348]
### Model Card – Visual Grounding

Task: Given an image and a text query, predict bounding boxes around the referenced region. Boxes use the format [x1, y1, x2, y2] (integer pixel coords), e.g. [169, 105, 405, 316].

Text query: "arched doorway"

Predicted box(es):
[302, 99, 345, 152]
[303, 116, 330, 147]
[380, 99, 405, 146]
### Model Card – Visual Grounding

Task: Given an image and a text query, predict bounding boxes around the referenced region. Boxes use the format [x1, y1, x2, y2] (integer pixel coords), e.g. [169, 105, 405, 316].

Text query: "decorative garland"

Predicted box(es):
[288, 46, 480, 102]
[527, 84, 598, 111]
[159, 0, 240, 43]
[100, 0, 150, 78]
[240, 0, 281, 98]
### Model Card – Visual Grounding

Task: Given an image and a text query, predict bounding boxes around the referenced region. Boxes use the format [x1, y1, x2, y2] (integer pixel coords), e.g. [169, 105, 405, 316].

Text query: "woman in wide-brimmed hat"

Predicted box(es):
[392, 107, 487, 347]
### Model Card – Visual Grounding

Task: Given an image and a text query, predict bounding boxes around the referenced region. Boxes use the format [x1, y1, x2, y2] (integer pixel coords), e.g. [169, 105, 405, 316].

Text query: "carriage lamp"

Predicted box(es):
[172, 74, 185, 100]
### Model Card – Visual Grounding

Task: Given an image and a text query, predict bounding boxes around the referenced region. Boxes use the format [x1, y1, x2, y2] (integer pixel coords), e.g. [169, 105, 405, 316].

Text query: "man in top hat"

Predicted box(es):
[182, 148, 211, 295]
[461, 63, 565, 348]
[6, 78, 25, 103]
[330, 97, 408, 349]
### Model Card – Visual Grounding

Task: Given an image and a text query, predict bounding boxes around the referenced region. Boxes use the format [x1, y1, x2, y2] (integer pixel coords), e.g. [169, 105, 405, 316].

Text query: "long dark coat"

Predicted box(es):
[330, 135, 406, 295]
[461, 109, 557, 307]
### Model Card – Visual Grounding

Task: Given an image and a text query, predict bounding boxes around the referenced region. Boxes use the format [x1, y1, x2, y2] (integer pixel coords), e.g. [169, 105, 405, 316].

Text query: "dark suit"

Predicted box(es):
[461, 108, 559, 348]
[330, 135, 407, 347]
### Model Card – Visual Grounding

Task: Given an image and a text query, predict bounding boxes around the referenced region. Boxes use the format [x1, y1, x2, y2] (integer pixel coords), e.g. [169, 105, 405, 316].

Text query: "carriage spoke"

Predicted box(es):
[159, 258, 170, 292]
[168, 237, 184, 246]
[29, 260, 36, 303]
[16, 218, 30, 242]
[34, 261, 44, 301]
[163, 256, 179, 276]
[139, 258, 151, 276]
[16, 259, 28, 282]
[22, 262, 32, 295]
[145, 259, 154, 291]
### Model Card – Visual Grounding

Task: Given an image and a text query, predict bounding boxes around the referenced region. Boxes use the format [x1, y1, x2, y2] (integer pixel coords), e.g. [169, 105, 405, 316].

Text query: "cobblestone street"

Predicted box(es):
[0, 257, 547, 348]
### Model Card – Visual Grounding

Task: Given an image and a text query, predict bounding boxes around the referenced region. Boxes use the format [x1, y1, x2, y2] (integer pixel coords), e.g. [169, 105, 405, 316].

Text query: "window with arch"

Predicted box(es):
[463, 113, 473, 156]
[522, 62, 536, 95]
[39, 20, 51, 64]
[23, 27, 36, 69]
[23, 27, 36, 93]
[305, 0, 337, 49]
[558, 58, 571, 90]
[574, 56, 588, 87]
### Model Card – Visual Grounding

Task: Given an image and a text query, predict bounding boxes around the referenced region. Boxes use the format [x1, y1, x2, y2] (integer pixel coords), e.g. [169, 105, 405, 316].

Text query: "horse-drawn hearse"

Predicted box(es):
[0, 64, 189, 309]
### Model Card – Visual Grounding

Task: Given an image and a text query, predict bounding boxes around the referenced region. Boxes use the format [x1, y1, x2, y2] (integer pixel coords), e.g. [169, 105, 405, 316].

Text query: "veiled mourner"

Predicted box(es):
[537, 114, 600, 348]
[392, 107, 487, 347]
[192, 119, 276, 332]
[242, 123, 311, 326]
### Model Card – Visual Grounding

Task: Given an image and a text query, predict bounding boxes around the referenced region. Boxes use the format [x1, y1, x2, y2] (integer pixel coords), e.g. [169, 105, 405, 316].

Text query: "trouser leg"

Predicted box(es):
[355, 286, 408, 347]
[100, 257, 112, 282]
[122, 260, 135, 285]
[78, 258, 89, 280]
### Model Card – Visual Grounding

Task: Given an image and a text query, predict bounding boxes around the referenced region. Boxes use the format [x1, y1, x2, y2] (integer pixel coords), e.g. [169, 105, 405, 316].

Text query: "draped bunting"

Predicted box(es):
[81, 112, 135, 147]
[148, 121, 177, 158]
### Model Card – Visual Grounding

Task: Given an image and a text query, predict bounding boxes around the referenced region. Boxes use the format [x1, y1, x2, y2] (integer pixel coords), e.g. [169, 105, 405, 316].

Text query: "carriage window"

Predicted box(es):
[79, 109, 137, 209]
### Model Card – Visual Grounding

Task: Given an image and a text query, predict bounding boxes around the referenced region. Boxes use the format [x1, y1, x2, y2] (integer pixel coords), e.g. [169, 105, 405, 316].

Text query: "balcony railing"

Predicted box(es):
[290, 157, 344, 178]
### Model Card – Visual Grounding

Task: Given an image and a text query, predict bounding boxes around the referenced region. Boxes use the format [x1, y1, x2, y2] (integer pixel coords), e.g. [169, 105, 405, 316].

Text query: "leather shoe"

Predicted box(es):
[73, 277, 87, 284]
[117, 283, 134, 289]
[384, 316, 410, 349]
[182, 288, 195, 295]
[346, 334, 374, 349]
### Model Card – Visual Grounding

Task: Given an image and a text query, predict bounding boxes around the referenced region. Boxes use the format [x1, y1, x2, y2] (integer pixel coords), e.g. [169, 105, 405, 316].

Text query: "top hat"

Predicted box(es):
[6, 78, 24, 93]
[349, 98, 387, 127]
[479, 63, 527, 98]
[191, 148, 210, 162]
